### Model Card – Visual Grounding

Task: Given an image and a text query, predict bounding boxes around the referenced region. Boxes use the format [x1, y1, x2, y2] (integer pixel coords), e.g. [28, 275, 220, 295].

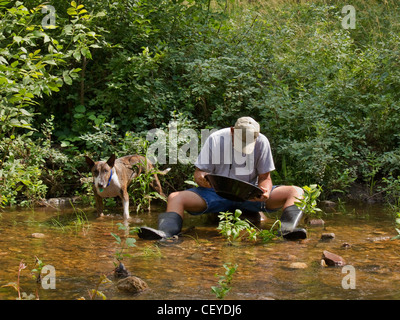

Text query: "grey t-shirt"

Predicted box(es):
[195, 127, 275, 185]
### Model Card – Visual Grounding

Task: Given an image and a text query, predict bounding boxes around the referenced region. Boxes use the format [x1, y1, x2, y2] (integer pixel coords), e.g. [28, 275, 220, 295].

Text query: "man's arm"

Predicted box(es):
[194, 168, 212, 188]
[252, 171, 273, 201]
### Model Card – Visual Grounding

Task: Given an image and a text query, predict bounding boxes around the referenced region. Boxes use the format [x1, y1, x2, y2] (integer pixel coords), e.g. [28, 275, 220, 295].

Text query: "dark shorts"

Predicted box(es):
[186, 186, 281, 215]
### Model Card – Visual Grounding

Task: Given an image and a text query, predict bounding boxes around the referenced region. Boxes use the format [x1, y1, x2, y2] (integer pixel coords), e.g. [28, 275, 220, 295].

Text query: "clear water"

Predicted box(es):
[0, 201, 399, 300]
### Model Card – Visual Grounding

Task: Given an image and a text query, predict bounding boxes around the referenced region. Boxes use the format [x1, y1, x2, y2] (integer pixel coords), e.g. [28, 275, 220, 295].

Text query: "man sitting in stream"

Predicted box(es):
[138, 116, 306, 241]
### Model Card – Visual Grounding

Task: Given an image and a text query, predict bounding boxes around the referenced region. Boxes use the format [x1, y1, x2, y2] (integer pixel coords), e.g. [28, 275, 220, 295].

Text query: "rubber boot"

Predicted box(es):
[278, 204, 307, 240]
[138, 212, 182, 240]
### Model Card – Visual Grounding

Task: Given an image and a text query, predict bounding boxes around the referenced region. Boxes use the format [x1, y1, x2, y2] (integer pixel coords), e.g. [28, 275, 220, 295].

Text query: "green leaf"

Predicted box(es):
[73, 50, 81, 61]
[63, 71, 72, 85]
[74, 105, 86, 113]
[81, 48, 92, 59]
[67, 7, 77, 16]
[110, 232, 121, 244]
[125, 237, 136, 248]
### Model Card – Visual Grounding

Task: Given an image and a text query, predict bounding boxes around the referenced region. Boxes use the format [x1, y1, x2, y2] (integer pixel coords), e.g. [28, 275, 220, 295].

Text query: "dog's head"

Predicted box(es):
[85, 154, 116, 191]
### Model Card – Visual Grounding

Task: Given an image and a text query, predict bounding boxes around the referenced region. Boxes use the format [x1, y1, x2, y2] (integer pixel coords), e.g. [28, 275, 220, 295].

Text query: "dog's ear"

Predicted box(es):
[107, 154, 116, 168]
[85, 156, 95, 169]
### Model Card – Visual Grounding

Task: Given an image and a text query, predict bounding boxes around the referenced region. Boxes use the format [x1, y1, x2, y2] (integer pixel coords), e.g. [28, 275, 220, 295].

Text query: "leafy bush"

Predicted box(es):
[2, 0, 400, 205]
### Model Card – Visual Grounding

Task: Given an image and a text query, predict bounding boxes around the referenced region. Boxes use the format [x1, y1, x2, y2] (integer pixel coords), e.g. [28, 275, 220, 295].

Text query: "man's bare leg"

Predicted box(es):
[166, 190, 207, 218]
[265, 186, 304, 211]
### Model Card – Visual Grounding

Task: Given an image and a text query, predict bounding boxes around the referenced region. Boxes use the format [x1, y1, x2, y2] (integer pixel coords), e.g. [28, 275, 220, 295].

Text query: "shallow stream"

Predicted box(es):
[0, 201, 399, 300]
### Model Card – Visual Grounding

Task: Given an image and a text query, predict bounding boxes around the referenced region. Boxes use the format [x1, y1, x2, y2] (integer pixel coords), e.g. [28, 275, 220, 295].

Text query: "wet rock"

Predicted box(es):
[45, 197, 80, 208]
[320, 233, 335, 241]
[308, 219, 325, 227]
[367, 236, 391, 242]
[320, 200, 337, 208]
[129, 217, 143, 224]
[258, 296, 275, 300]
[114, 262, 130, 279]
[322, 250, 346, 267]
[116, 276, 148, 294]
[341, 242, 351, 249]
[31, 233, 46, 239]
[288, 262, 308, 269]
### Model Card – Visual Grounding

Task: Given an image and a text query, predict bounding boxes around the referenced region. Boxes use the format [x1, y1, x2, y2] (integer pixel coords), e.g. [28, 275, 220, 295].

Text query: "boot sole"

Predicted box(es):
[138, 227, 166, 240]
[279, 228, 307, 241]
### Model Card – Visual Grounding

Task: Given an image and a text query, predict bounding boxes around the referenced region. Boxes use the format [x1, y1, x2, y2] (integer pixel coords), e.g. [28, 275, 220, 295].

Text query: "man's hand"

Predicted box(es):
[249, 185, 270, 202]
[194, 168, 212, 188]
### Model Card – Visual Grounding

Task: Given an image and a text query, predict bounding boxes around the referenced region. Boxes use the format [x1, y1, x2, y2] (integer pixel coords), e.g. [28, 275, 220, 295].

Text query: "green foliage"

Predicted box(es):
[211, 262, 238, 300]
[111, 223, 138, 263]
[86, 274, 112, 300]
[217, 209, 254, 243]
[217, 209, 280, 244]
[391, 212, 400, 241]
[0, 1, 106, 204]
[2, 0, 400, 205]
[295, 184, 323, 219]
[380, 175, 400, 212]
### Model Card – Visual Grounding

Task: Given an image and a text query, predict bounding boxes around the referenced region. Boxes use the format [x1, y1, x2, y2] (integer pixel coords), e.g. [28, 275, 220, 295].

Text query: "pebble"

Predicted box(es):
[367, 236, 391, 242]
[341, 242, 351, 249]
[308, 219, 325, 226]
[288, 262, 308, 269]
[320, 200, 336, 207]
[116, 276, 148, 294]
[31, 233, 46, 239]
[322, 250, 346, 267]
[320, 233, 335, 241]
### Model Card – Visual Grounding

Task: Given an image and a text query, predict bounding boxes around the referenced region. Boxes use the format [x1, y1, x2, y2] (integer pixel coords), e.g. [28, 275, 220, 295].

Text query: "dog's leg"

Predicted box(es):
[94, 192, 104, 217]
[121, 190, 130, 220]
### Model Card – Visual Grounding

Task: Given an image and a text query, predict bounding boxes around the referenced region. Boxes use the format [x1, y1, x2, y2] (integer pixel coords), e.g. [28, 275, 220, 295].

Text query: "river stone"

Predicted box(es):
[116, 276, 148, 294]
[114, 262, 130, 279]
[341, 242, 351, 249]
[320, 233, 335, 241]
[288, 262, 308, 269]
[308, 219, 325, 226]
[367, 236, 391, 242]
[320, 200, 336, 207]
[31, 233, 46, 239]
[322, 250, 346, 267]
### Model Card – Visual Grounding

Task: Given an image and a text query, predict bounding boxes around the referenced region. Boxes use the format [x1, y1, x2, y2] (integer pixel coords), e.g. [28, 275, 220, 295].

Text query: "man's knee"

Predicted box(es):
[167, 191, 182, 203]
[293, 186, 304, 198]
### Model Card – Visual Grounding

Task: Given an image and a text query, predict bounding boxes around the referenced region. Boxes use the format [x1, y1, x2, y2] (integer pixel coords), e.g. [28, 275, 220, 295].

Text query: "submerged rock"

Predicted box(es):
[341, 242, 352, 249]
[320, 200, 337, 207]
[45, 197, 80, 207]
[322, 250, 346, 267]
[288, 262, 308, 269]
[320, 233, 335, 241]
[367, 236, 391, 242]
[114, 262, 130, 279]
[308, 219, 325, 227]
[31, 233, 46, 239]
[116, 276, 148, 294]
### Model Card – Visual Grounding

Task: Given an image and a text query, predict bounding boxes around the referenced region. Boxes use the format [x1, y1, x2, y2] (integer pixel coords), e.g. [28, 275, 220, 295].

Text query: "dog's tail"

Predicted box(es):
[159, 168, 171, 175]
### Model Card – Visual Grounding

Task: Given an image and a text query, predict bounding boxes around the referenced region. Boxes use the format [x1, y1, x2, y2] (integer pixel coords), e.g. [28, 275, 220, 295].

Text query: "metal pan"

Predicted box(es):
[205, 174, 263, 202]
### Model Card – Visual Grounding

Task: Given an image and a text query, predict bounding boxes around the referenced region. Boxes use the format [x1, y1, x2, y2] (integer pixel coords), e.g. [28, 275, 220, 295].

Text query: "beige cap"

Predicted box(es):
[233, 116, 260, 154]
